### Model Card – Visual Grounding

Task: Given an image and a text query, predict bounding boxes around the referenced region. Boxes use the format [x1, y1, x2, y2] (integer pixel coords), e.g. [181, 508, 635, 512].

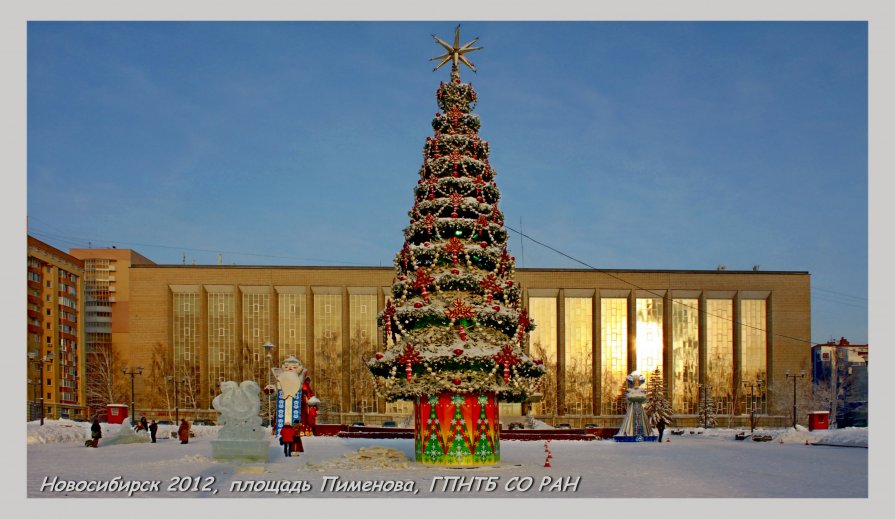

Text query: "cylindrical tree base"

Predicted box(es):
[413, 392, 500, 465]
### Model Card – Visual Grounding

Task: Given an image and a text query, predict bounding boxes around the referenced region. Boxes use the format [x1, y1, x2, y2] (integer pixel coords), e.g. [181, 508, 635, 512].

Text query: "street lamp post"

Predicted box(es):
[743, 380, 763, 434]
[785, 369, 806, 429]
[121, 367, 144, 426]
[263, 341, 276, 430]
[28, 351, 54, 426]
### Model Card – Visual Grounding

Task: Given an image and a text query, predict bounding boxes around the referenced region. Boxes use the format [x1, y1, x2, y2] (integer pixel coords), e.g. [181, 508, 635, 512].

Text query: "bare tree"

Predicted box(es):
[349, 324, 378, 416]
[85, 345, 127, 413]
[146, 342, 173, 417]
[530, 340, 556, 416]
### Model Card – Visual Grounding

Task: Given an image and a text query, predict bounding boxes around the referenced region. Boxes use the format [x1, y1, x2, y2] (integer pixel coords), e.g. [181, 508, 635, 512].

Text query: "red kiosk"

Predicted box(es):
[105, 404, 129, 424]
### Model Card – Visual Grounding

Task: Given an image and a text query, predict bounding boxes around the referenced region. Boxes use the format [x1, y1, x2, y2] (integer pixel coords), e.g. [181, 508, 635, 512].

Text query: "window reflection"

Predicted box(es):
[706, 299, 733, 415]
[740, 299, 767, 414]
[350, 294, 378, 414]
[600, 298, 627, 415]
[529, 297, 557, 416]
[314, 294, 342, 414]
[636, 298, 663, 375]
[671, 298, 699, 414]
[564, 297, 592, 415]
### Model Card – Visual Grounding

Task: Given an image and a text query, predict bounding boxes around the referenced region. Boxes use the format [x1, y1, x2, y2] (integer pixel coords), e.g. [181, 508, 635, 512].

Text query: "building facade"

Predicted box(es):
[68, 248, 156, 412]
[122, 263, 811, 427]
[26, 237, 87, 421]
[812, 337, 868, 427]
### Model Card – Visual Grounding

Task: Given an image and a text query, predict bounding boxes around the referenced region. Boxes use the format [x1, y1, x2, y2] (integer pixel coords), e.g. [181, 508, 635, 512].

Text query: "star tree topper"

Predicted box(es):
[431, 25, 482, 79]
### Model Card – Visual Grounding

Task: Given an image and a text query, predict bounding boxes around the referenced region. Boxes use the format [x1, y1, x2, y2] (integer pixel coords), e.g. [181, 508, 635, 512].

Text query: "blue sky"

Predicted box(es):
[26, 21, 868, 344]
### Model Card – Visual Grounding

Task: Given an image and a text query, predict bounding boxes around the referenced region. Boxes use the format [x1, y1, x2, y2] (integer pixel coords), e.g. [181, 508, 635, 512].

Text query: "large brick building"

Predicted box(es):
[26, 237, 87, 421]
[110, 260, 811, 427]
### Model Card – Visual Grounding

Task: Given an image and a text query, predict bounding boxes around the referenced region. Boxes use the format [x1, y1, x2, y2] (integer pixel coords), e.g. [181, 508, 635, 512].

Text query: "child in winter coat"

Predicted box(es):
[280, 424, 295, 457]
[90, 417, 102, 448]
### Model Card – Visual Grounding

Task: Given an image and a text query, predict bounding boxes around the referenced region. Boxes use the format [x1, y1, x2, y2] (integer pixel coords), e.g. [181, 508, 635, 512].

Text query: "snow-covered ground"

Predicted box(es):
[24, 419, 867, 500]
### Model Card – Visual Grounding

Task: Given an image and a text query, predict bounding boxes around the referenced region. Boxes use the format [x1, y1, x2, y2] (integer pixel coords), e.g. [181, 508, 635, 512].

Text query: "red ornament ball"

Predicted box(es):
[476, 196, 484, 203]
[533, 359, 543, 365]
[480, 242, 488, 248]
[451, 269, 460, 275]
[424, 242, 431, 247]
[414, 302, 423, 308]
[505, 280, 513, 286]
[453, 348, 464, 356]
[375, 353, 384, 360]
[452, 378, 462, 385]
[492, 306, 500, 311]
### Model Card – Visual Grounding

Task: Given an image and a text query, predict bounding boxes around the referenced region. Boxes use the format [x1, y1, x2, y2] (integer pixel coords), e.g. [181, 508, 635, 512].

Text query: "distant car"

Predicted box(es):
[507, 422, 524, 430]
[351, 422, 365, 427]
[583, 423, 600, 429]
[381, 421, 398, 428]
[555, 423, 572, 429]
[157, 420, 174, 425]
[193, 419, 216, 426]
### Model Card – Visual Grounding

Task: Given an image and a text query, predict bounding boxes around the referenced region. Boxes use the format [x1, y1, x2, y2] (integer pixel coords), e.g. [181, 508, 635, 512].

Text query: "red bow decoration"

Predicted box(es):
[396, 344, 423, 381]
[412, 269, 434, 301]
[444, 237, 465, 264]
[492, 344, 519, 383]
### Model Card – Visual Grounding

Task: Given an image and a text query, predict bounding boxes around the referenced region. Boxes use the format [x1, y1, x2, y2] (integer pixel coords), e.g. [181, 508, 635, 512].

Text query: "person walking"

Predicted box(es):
[178, 418, 191, 444]
[656, 417, 667, 443]
[90, 417, 102, 448]
[291, 420, 304, 455]
[148, 420, 158, 443]
[280, 423, 295, 457]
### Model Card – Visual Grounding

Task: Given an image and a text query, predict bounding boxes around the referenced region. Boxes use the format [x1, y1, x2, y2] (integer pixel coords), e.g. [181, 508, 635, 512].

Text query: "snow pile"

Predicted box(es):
[669, 425, 867, 447]
[103, 423, 151, 446]
[26, 419, 224, 445]
[306, 445, 413, 471]
[26, 419, 90, 444]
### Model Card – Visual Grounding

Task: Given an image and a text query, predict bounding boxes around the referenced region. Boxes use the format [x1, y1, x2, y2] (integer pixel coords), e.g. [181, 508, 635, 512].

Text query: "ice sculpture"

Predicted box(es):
[210, 380, 270, 461]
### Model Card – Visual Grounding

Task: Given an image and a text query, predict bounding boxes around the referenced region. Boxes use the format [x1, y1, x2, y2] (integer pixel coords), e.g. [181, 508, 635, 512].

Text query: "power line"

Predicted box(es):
[26, 228, 372, 267]
[503, 224, 826, 347]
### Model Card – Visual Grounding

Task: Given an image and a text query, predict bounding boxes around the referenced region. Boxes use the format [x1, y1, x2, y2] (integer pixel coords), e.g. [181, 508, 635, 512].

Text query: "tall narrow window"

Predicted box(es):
[350, 294, 379, 414]
[706, 299, 734, 415]
[173, 291, 200, 411]
[740, 299, 767, 414]
[528, 297, 557, 416]
[564, 297, 592, 415]
[278, 292, 307, 362]
[671, 299, 699, 414]
[636, 298, 663, 376]
[600, 298, 628, 415]
[314, 293, 342, 414]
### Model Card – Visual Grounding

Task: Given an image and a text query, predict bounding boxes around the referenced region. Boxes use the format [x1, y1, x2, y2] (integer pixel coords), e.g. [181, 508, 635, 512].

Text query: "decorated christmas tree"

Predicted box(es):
[697, 383, 717, 428]
[366, 26, 545, 465]
[644, 368, 674, 427]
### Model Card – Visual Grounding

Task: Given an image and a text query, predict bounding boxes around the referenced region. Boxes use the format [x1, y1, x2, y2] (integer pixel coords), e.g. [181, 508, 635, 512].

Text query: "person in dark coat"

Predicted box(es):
[90, 417, 102, 448]
[148, 420, 158, 443]
[280, 424, 295, 457]
[656, 417, 667, 443]
[178, 418, 191, 444]
[291, 420, 304, 455]
[139, 416, 148, 432]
